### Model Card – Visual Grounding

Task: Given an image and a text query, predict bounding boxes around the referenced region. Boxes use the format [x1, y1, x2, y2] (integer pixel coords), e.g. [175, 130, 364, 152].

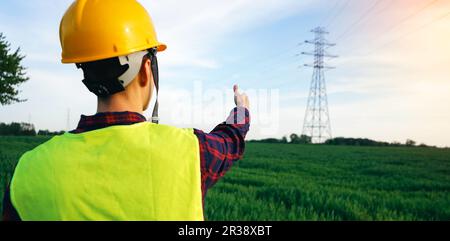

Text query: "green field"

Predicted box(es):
[1, 136, 449, 220]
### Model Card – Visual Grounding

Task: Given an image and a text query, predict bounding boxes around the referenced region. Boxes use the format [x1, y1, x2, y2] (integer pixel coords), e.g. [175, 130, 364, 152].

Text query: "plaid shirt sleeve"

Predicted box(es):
[194, 107, 250, 198]
[2, 186, 19, 221]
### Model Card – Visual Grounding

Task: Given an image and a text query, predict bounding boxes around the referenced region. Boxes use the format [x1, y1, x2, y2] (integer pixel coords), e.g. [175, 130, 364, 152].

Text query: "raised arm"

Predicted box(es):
[194, 85, 250, 192]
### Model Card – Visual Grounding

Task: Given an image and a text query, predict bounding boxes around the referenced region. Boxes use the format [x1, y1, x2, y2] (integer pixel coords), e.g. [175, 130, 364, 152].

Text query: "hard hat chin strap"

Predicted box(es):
[77, 48, 160, 124]
[148, 48, 159, 124]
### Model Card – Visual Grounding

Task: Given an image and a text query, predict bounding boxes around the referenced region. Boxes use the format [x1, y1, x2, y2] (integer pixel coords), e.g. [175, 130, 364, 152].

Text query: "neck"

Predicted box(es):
[97, 94, 143, 114]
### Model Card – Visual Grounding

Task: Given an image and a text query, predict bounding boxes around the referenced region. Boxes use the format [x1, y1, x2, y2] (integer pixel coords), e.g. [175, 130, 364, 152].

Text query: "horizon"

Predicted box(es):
[1, 121, 448, 149]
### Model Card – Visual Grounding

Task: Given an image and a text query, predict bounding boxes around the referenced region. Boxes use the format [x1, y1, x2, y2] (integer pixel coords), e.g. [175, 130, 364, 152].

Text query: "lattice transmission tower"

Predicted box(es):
[301, 27, 337, 143]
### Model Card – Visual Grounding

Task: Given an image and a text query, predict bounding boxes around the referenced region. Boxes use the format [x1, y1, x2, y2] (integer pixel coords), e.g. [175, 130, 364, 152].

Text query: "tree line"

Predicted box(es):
[249, 134, 436, 148]
[0, 123, 439, 148]
[0, 122, 65, 136]
[248, 134, 312, 144]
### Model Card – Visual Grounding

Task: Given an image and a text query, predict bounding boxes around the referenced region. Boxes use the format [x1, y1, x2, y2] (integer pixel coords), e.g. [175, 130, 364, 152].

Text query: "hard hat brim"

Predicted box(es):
[62, 42, 166, 64]
[156, 43, 167, 52]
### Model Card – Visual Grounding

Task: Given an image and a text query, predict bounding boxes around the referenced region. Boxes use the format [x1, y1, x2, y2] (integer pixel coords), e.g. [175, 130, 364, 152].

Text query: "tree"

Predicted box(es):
[0, 122, 36, 136]
[289, 134, 311, 144]
[405, 139, 416, 147]
[0, 32, 29, 105]
[37, 129, 65, 136]
[299, 135, 312, 144]
[290, 133, 300, 143]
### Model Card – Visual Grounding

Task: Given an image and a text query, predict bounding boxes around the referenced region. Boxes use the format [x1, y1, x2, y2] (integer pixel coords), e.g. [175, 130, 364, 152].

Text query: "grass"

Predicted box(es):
[0, 136, 51, 215]
[1, 136, 449, 220]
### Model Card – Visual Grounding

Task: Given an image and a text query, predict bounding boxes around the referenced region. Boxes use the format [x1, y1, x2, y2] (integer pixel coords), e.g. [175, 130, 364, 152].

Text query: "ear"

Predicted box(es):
[138, 57, 152, 87]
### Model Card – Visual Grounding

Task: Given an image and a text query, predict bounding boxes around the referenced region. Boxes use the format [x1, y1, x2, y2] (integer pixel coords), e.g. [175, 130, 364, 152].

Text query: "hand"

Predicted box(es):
[233, 85, 249, 110]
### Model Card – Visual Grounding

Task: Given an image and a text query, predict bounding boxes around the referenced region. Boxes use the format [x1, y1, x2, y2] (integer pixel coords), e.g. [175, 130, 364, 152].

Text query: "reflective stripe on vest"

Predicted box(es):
[10, 122, 203, 221]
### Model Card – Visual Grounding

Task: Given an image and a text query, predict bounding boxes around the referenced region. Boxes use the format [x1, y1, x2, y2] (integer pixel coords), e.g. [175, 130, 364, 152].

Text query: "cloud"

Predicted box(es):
[143, 0, 314, 69]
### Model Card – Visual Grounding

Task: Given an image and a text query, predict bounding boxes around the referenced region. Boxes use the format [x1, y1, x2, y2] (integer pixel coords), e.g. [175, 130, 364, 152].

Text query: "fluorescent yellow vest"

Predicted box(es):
[10, 122, 203, 221]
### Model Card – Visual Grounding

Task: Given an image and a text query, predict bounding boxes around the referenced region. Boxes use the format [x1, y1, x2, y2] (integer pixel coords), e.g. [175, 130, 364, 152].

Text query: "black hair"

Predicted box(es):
[77, 48, 157, 98]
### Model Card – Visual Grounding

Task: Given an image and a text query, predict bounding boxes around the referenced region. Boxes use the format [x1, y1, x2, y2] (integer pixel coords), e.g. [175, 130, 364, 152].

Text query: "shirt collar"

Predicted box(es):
[71, 111, 147, 134]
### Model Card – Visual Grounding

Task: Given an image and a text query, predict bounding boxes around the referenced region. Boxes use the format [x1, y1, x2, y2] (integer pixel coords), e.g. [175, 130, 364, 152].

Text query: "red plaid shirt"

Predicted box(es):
[3, 107, 250, 220]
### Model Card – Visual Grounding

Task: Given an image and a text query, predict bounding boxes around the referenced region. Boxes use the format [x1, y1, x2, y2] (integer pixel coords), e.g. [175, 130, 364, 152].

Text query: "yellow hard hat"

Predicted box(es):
[59, 0, 166, 64]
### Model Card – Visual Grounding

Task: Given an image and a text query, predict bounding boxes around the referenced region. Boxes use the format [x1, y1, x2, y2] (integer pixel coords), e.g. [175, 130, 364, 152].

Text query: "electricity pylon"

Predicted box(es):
[301, 27, 337, 143]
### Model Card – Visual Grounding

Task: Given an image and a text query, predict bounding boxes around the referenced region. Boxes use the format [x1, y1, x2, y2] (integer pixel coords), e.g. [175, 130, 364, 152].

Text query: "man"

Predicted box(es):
[2, 0, 249, 221]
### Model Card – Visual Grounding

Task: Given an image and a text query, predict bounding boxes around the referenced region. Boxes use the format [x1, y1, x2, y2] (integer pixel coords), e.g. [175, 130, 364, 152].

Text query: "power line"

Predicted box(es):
[377, 0, 441, 37]
[244, 53, 305, 87]
[329, 0, 442, 60]
[325, 0, 352, 29]
[318, 0, 342, 26]
[334, 0, 393, 42]
[255, 43, 304, 68]
[361, 10, 450, 56]
[354, 0, 441, 53]
[236, 42, 303, 74]
[229, 43, 305, 89]
[334, 0, 385, 41]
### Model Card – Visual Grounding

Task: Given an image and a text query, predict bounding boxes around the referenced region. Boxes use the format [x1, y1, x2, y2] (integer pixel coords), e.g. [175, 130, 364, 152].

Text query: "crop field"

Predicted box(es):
[1, 136, 449, 220]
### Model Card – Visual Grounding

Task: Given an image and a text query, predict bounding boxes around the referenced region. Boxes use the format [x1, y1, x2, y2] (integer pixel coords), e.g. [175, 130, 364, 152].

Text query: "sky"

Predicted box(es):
[0, 0, 449, 147]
